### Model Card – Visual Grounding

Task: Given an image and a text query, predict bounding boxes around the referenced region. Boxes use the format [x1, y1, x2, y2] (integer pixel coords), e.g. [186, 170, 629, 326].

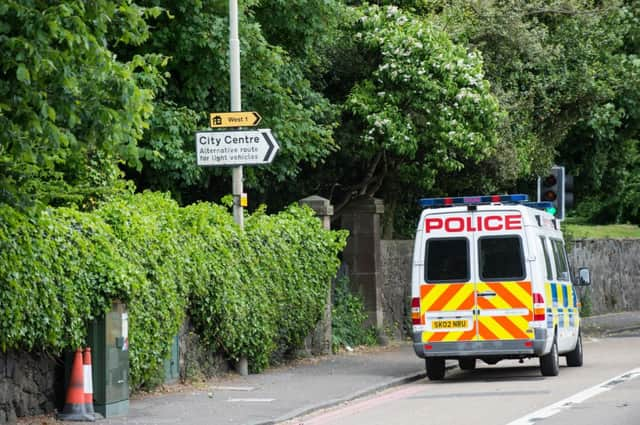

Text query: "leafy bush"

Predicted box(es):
[94, 192, 194, 387]
[331, 276, 377, 352]
[0, 193, 347, 387]
[186, 203, 348, 372]
[0, 205, 135, 353]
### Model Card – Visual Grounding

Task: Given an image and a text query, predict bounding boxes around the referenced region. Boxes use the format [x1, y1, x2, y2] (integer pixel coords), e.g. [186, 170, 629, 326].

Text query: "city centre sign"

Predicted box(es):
[195, 129, 279, 166]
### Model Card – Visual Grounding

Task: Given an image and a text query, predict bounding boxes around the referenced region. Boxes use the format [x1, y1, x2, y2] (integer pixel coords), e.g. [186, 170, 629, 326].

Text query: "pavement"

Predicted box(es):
[580, 311, 640, 337]
[22, 311, 640, 425]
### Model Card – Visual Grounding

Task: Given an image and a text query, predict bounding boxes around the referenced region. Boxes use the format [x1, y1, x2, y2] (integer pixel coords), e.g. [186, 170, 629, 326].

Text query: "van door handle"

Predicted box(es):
[477, 291, 497, 297]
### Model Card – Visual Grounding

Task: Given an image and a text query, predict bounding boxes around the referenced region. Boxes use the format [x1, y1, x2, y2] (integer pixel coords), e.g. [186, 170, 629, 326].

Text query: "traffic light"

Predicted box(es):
[538, 166, 565, 220]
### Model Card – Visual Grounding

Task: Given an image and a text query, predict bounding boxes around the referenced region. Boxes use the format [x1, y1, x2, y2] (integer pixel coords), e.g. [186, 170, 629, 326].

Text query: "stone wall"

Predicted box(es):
[569, 239, 640, 315]
[380, 240, 414, 339]
[0, 351, 58, 424]
[179, 318, 229, 381]
[0, 319, 229, 425]
[379, 238, 640, 336]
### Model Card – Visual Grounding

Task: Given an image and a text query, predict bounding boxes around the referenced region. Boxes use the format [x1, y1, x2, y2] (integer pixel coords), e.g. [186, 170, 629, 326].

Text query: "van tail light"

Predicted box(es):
[411, 297, 422, 325]
[533, 293, 546, 321]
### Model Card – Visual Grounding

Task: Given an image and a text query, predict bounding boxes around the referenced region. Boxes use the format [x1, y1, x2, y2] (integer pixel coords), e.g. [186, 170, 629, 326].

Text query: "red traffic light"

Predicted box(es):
[543, 174, 557, 187]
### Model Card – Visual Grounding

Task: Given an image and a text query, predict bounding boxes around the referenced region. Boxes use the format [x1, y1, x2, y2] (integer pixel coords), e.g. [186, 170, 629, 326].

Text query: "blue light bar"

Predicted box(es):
[419, 194, 529, 208]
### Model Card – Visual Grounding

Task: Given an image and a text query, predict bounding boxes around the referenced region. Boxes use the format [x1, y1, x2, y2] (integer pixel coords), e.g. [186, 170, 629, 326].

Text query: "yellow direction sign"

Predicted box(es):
[209, 111, 262, 128]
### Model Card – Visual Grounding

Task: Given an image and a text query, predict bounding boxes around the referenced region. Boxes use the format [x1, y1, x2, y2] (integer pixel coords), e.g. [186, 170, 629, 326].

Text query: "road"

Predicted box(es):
[283, 336, 640, 425]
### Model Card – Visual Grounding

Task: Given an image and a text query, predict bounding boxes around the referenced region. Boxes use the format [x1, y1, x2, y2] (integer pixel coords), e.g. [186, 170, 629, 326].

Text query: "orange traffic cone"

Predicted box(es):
[57, 348, 95, 422]
[83, 347, 95, 417]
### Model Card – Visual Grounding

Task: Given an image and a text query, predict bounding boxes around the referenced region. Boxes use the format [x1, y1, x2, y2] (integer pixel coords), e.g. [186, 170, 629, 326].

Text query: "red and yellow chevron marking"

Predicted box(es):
[420, 283, 476, 343]
[420, 283, 475, 312]
[476, 281, 532, 341]
[420, 282, 533, 343]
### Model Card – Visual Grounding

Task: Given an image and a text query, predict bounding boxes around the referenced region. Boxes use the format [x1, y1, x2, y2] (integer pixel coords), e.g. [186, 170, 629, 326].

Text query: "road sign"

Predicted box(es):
[196, 129, 279, 166]
[209, 111, 262, 128]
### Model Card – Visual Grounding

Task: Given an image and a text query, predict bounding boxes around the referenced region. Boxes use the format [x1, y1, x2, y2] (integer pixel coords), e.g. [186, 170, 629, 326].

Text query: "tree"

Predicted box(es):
[0, 1, 162, 210]
[311, 5, 503, 236]
[427, 0, 640, 223]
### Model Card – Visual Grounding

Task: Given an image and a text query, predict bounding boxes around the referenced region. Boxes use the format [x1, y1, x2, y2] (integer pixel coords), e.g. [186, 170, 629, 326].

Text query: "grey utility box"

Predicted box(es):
[87, 301, 129, 417]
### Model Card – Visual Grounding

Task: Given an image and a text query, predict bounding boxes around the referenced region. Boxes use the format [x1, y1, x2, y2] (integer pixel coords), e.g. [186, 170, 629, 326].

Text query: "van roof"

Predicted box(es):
[417, 193, 564, 234]
[418, 203, 562, 234]
[419, 194, 554, 213]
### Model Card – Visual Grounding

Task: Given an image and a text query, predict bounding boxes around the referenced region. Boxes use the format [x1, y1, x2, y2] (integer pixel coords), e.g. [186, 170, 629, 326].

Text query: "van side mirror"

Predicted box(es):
[577, 267, 591, 286]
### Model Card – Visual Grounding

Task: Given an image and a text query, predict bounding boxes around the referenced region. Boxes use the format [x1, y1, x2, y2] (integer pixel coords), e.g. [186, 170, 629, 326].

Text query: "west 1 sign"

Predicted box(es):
[209, 111, 261, 128]
[195, 129, 279, 166]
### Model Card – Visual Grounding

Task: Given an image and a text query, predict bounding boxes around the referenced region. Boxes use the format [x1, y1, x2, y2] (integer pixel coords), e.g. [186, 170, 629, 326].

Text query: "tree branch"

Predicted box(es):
[358, 150, 383, 196]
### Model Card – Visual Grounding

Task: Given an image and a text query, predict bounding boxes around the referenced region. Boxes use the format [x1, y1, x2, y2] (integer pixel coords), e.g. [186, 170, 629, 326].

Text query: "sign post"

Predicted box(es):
[229, 0, 243, 229]
[191, 1, 281, 376]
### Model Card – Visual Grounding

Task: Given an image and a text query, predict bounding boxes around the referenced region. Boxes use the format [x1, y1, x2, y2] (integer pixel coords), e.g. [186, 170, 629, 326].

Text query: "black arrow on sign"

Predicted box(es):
[251, 112, 262, 126]
[262, 130, 275, 162]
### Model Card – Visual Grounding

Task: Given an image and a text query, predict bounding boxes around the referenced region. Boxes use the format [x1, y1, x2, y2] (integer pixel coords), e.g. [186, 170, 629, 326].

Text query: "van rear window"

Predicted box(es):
[425, 238, 469, 282]
[479, 236, 525, 281]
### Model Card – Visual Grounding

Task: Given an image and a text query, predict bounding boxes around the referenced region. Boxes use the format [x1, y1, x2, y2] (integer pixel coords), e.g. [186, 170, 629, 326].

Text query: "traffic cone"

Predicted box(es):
[83, 347, 95, 417]
[57, 348, 95, 422]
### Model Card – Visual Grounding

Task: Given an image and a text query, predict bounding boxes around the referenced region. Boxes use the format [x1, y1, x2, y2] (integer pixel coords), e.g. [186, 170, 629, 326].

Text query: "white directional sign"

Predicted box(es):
[195, 129, 280, 166]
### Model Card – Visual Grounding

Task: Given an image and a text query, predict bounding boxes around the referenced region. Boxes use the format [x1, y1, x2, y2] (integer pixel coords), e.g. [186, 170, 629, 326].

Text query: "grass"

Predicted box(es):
[562, 222, 640, 239]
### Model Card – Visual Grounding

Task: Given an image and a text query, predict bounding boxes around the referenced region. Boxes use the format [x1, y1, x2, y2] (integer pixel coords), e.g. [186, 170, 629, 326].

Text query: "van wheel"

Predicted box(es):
[566, 333, 583, 367]
[459, 358, 476, 370]
[540, 339, 560, 376]
[426, 358, 446, 380]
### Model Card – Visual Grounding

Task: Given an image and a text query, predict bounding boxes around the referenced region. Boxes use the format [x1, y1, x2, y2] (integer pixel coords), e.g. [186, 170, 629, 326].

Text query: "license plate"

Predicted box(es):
[431, 319, 468, 330]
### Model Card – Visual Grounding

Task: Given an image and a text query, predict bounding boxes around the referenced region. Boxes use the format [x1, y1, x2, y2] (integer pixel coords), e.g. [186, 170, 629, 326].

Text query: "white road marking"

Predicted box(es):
[227, 398, 275, 403]
[505, 367, 640, 425]
[211, 385, 256, 391]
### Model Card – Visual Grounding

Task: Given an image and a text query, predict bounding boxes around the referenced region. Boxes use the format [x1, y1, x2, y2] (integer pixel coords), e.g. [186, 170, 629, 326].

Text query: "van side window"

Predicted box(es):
[479, 236, 525, 281]
[539, 237, 553, 280]
[551, 239, 570, 281]
[425, 238, 469, 282]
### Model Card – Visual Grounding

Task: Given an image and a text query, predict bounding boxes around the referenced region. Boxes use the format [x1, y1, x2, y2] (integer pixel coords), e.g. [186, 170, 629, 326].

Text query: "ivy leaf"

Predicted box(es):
[16, 64, 30, 84]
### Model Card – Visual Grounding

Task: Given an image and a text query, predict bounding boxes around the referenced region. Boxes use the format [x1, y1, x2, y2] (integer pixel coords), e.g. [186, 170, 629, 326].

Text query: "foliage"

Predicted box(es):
[331, 276, 377, 352]
[578, 287, 593, 318]
[0, 204, 136, 353]
[563, 223, 640, 239]
[320, 5, 502, 235]
[252, 0, 348, 79]
[425, 0, 640, 224]
[3, 0, 640, 230]
[0, 1, 162, 210]
[186, 202, 348, 371]
[0, 193, 347, 387]
[94, 192, 193, 387]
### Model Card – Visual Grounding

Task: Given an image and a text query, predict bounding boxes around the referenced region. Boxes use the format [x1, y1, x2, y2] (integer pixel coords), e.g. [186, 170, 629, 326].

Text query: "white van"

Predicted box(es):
[410, 194, 591, 380]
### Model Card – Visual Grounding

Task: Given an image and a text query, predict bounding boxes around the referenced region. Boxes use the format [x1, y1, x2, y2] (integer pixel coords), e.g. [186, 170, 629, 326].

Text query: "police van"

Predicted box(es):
[410, 194, 591, 380]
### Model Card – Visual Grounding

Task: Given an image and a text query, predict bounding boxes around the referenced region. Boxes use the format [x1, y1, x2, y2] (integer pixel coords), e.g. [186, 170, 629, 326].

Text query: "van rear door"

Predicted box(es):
[419, 210, 533, 344]
[420, 211, 477, 344]
[474, 210, 533, 342]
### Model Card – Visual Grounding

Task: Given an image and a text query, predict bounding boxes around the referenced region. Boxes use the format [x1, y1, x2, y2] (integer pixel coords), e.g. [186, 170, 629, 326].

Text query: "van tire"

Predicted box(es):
[540, 338, 560, 376]
[459, 358, 476, 370]
[566, 332, 583, 367]
[426, 358, 446, 380]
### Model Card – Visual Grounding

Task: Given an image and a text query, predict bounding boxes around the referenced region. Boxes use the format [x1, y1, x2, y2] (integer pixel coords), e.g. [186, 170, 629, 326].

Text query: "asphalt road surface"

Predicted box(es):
[284, 336, 640, 425]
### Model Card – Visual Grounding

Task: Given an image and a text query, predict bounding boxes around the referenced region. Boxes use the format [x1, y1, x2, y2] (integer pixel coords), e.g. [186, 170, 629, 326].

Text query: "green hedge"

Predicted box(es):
[0, 192, 347, 388]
